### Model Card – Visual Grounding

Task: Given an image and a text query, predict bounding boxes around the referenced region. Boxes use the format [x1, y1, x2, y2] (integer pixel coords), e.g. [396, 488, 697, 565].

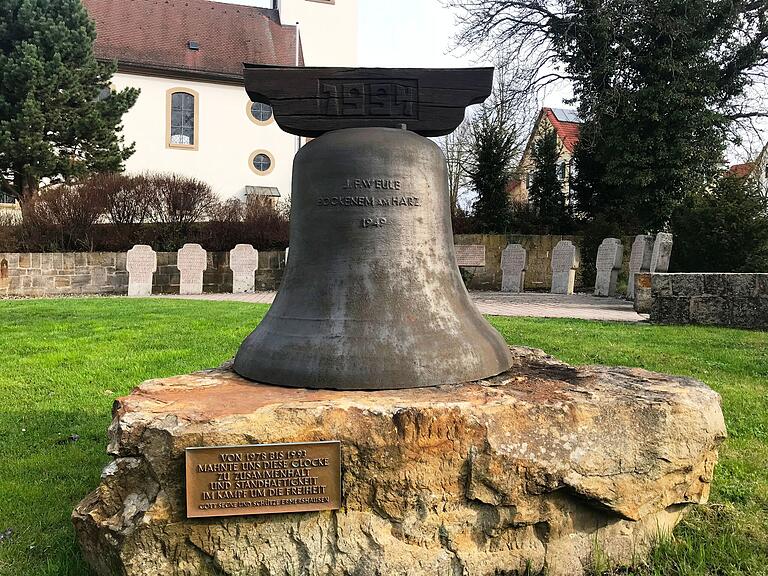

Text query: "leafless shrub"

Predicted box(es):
[1, 172, 291, 252]
[201, 196, 289, 251]
[275, 196, 291, 220]
[86, 172, 154, 226]
[209, 197, 245, 223]
[0, 210, 21, 251]
[20, 183, 107, 251]
[242, 196, 274, 222]
[147, 173, 217, 225]
[246, 196, 290, 248]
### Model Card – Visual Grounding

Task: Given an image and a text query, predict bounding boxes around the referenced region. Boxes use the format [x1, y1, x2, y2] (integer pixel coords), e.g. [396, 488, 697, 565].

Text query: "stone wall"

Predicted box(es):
[650, 273, 768, 328]
[454, 234, 636, 292]
[1, 238, 659, 297]
[633, 273, 653, 314]
[152, 250, 285, 294]
[0, 252, 128, 297]
[0, 250, 285, 297]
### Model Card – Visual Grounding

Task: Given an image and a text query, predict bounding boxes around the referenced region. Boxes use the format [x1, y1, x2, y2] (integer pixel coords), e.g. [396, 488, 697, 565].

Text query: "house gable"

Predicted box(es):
[509, 107, 582, 204]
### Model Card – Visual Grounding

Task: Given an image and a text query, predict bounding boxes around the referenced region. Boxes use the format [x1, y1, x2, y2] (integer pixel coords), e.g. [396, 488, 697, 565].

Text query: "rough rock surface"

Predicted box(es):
[73, 347, 726, 576]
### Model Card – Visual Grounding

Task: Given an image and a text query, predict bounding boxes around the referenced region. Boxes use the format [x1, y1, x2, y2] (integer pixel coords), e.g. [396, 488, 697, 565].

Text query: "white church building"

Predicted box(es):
[83, 0, 358, 202]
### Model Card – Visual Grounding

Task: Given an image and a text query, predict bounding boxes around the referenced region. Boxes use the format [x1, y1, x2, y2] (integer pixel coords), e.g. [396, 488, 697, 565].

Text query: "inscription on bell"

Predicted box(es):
[317, 196, 420, 208]
[343, 178, 401, 190]
[319, 79, 418, 118]
[186, 441, 341, 518]
[362, 217, 387, 228]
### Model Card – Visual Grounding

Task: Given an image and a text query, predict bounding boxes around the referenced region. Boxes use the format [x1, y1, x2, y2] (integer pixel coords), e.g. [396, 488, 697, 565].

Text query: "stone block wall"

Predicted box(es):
[633, 273, 653, 313]
[0, 252, 128, 297]
[0, 250, 285, 297]
[453, 234, 510, 290]
[152, 250, 285, 294]
[456, 234, 631, 292]
[455, 234, 645, 292]
[650, 273, 768, 328]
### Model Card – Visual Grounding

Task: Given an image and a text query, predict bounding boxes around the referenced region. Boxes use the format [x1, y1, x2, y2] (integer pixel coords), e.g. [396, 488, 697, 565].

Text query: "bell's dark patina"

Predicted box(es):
[234, 68, 512, 390]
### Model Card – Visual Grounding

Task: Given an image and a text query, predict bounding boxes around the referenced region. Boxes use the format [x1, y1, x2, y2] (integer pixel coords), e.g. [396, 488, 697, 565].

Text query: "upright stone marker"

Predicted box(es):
[551, 240, 578, 294]
[500, 244, 526, 293]
[594, 238, 623, 297]
[177, 243, 207, 295]
[627, 235, 655, 299]
[229, 244, 259, 293]
[126, 245, 156, 297]
[650, 233, 674, 273]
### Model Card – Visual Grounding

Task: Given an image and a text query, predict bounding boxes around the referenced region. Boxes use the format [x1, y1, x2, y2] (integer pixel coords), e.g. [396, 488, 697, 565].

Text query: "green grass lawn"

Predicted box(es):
[0, 298, 766, 576]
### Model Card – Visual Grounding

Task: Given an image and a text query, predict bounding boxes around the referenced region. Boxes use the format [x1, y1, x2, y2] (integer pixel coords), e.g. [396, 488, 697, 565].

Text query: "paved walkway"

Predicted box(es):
[157, 291, 647, 323]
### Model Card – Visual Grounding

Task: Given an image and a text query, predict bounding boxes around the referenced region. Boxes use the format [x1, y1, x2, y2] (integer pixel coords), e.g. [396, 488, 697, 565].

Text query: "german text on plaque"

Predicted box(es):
[185, 441, 341, 518]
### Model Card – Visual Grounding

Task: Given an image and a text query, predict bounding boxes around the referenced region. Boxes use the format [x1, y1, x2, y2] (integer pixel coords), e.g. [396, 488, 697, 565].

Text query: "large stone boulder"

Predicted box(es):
[73, 347, 726, 576]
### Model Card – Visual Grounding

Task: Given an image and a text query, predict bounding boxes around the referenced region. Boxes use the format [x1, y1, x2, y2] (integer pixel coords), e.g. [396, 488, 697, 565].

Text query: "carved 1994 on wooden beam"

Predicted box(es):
[243, 65, 493, 137]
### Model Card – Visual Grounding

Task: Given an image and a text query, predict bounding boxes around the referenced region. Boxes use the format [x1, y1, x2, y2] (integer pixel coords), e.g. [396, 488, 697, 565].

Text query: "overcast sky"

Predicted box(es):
[358, 0, 571, 108]
[357, 0, 476, 68]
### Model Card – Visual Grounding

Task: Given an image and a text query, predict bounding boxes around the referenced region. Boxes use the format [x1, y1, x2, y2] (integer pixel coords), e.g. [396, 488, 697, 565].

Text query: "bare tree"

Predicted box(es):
[443, 0, 575, 101]
[463, 58, 533, 230]
[436, 56, 534, 216]
[437, 118, 472, 215]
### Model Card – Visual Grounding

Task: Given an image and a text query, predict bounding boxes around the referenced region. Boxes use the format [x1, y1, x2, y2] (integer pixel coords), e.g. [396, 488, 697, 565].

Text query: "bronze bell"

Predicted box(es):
[234, 67, 513, 390]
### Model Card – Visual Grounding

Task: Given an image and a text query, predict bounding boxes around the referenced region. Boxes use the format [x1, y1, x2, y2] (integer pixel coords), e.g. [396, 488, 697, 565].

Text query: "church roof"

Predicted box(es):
[83, 0, 303, 82]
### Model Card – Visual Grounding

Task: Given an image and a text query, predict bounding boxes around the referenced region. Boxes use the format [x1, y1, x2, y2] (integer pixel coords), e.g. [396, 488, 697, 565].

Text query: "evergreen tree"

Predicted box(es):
[671, 174, 768, 272]
[0, 0, 138, 204]
[467, 110, 517, 233]
[569, 0, 757, 232]
[528, 127, 569, 232]
[464, 59, 527, 234]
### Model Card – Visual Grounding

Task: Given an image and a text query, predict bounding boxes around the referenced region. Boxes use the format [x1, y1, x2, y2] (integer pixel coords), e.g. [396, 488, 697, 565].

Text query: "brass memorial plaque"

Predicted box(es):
[185, 441, 341, 518]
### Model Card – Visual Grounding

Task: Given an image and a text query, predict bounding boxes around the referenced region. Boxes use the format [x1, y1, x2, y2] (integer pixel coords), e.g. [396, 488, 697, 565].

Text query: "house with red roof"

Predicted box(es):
[507, 107, 582, 206]
[727, 143, 768, 197]
[82, 0, 358, 202]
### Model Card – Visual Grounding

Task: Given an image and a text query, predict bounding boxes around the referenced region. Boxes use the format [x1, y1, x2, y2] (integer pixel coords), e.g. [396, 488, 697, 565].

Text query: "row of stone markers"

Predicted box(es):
[500, 233, 673, 296]
[126, 243, 279, 296]
[500, 240, 580, 294]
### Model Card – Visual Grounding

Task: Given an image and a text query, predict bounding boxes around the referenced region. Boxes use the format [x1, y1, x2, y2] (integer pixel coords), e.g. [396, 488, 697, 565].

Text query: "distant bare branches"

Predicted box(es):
[438, 55, 537, 215]
[438, 119, 472, 215]
[443, 0, 575, 99]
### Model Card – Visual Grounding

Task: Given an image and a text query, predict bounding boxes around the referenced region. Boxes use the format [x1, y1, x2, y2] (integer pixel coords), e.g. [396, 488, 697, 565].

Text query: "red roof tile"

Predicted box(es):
[83, 0, 302, 79]
[544, 108, 581, 153]
[726, 163, 755, 178]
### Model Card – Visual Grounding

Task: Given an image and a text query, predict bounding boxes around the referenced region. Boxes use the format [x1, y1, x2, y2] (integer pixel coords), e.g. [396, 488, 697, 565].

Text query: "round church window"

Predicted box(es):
[249, 151, 275, 175]
[248, 101, 274, 124]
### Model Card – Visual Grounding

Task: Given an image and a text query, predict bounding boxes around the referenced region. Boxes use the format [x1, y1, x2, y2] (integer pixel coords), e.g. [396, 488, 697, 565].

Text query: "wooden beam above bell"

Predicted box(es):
[243, 65, 494, 137]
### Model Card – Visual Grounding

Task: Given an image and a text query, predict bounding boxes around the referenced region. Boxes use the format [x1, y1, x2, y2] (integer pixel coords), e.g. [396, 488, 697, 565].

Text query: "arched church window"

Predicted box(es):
[167, 89, 199, 149]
